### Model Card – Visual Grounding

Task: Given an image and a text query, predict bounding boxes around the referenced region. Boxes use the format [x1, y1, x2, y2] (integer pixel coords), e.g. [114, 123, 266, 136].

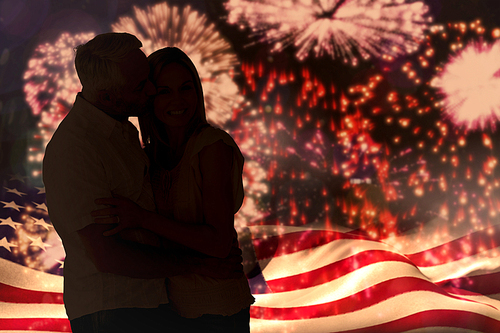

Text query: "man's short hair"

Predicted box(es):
[75, 32, 142, 100]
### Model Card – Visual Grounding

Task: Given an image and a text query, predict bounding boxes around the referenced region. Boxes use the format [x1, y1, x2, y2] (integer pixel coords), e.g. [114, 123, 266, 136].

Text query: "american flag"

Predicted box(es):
[2, 174, 500, 332]
[246, 221, 500, 332]
[0, 175, 69, 332]
[3, 1, 500, 331]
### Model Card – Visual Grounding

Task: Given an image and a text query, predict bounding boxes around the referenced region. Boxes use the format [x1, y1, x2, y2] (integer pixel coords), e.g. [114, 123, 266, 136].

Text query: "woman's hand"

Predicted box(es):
[91, 195, 148, 236]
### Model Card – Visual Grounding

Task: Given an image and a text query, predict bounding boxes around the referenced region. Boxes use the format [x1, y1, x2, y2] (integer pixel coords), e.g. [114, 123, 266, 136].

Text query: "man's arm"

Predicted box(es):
[78, 223, 243, 279]
[77, 223, 185, 278]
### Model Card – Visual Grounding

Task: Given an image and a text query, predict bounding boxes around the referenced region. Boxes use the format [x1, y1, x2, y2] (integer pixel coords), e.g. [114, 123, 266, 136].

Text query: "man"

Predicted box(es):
[43, 32, 241, 333]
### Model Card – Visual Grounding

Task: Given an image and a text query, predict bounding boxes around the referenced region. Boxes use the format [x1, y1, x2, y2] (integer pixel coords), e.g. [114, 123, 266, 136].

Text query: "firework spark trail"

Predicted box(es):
[235, 59, 396, 236]
[112, 2, 241, 127]
[226, 0, 431, 65]
[358, 21, 500, 250]
[236, 42, 500, 259]
[23, 32, 95, 120]
[231, 105, 276, 229]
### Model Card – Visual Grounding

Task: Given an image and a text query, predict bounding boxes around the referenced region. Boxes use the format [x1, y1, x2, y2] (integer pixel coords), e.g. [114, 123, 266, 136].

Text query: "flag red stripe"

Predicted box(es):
[334, 310, 500, 333]
[253, 225, 500, 269]
[407, 223, 500, 267]
[0, 318, 71, 332]
[252, 230, 370, 260]
[437, 271, 500, 296]
[264, 250, 414, 293]
[0, 282, 64, 304]
[251, 276, 489, 320]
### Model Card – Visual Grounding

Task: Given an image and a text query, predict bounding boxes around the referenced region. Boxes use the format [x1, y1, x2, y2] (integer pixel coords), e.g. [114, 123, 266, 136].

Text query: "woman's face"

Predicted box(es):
[153, 62, 198, 128]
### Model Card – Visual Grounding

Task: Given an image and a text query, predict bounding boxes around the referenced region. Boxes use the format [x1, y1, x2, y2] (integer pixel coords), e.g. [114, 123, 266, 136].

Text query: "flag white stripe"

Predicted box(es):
[0, 258, 63, 293]
[248, 224, 353, 240]
[447, 293, 500, 309]
[250, 290, 500, 332]
[419, 247, 500, 282]
[259, 239, 402, 281]
[254, 262, 424, 307]
[0, 302, 67, 319]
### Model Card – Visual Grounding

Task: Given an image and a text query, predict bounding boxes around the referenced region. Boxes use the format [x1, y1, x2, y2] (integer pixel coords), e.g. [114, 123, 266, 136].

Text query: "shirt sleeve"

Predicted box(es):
[191, 126, 245, 213]
[43, 142, 112, 237]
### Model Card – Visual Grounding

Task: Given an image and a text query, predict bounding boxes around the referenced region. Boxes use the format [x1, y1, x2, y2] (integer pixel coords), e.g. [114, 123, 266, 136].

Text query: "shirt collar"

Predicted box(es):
[73, 93, 122, 139]
[121, 119, 140, 143]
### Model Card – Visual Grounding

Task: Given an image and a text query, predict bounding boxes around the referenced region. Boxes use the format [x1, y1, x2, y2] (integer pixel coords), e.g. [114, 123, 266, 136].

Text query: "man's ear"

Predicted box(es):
[96, 90, 117, 109]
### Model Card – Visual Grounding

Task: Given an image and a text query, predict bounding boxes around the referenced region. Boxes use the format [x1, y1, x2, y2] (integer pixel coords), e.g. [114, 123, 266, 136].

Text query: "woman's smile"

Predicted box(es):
[169, 109, 186, 115]
[153, 62, 198, 127]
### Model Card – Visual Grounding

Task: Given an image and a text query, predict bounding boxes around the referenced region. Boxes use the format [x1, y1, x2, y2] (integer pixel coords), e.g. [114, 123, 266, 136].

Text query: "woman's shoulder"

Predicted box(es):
[187, 125, 243, 164]
[197, 124, 231, 139]
[193, 125, 238, 150]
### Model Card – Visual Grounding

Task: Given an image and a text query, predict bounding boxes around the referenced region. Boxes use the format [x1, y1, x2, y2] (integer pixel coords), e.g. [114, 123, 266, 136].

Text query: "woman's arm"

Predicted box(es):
[92, 140, 238, 258]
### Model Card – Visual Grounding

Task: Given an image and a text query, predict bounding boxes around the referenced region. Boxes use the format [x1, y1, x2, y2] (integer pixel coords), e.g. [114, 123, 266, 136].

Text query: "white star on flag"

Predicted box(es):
[55, 259, 64, 268]
[32, 201, 48, 212]
[27, 236, 51, 252]
[31, 217, 52, 231]
[3, 187, 27, 197]
[0, 237, 17, 252]
[0, 217, 22, 229]
[35, 187, 46, 194]
[1, 201, 25, 212]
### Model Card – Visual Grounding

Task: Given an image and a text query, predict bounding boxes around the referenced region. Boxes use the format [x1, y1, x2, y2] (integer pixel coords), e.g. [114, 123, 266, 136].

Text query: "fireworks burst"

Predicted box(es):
[431, 39, 500, 131]
[23, 32, 94, 119]
[352, 20, 500, 242]
[23, 32, 95, 178]
[232, 59, 392, 235]
[233, 30, 500, 247]
[392, 21, 500, 132]
[226, 0, 431, 65]
[112, 2, 241, 126]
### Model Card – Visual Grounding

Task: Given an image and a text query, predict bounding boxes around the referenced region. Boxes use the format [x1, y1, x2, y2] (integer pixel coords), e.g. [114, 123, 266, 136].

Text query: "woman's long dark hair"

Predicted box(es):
[139, 47, 208, 165]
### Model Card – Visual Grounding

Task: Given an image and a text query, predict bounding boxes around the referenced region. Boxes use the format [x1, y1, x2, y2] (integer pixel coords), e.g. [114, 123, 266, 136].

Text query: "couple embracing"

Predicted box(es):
[43, 32, 254, 332]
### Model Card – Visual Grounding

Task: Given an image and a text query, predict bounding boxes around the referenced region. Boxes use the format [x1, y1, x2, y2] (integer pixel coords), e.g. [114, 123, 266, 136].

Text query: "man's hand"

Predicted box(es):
[91, 195, 148, 236]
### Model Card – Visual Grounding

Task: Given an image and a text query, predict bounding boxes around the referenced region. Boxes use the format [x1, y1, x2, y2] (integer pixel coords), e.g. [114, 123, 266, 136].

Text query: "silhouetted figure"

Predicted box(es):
[43, 33, 243, 333]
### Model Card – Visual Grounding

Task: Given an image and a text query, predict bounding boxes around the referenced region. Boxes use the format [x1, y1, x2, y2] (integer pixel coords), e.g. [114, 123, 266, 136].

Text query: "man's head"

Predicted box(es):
[75, 32, 155, 120]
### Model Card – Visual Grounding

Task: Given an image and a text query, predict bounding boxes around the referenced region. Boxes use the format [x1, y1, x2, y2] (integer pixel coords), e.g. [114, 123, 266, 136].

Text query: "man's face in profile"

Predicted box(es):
[108, 49, 155, 119]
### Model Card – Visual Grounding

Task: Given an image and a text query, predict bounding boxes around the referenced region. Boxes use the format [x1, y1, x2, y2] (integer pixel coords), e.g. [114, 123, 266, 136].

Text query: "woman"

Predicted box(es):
[93, 47, 254, 331]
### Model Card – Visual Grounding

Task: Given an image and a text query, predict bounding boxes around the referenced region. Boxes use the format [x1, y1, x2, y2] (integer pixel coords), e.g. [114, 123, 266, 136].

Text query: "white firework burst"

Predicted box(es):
[112, 2, 242, 127]
[431, 40, 500, 131]
[226, 0, 431, 65]
[23, 32, 95, 178]
[23, 32, 95, 125]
